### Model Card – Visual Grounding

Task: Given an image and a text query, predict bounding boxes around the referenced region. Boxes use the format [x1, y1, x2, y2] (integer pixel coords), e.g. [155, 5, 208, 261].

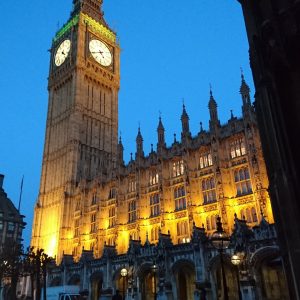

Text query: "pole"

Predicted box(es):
[154, 273, 157, 300]
[220, 251, 229, 300]
[122, 275, 125, 300]
[236, 266, 242, 300]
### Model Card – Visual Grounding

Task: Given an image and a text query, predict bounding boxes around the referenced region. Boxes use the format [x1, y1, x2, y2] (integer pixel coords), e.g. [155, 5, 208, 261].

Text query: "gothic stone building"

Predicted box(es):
[30, 1, 287, 299]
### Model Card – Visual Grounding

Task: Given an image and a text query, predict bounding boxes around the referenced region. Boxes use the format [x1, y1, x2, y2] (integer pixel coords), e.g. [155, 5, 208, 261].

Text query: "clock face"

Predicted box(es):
[54, 39, 71, 67]
[89, 39, 112, 67]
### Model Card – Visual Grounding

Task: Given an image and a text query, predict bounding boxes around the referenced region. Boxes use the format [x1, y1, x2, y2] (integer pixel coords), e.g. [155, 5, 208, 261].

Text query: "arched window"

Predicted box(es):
[202, 177, 217, 204]
[108, 206, 116, 228]
[151, 227, 159, 242]
[251, 207, 258, 222]
[199, 151, 213, 169]
[172, 160, 184, 177]
[211, 215, 217, 230]
[230, 137, 246, 159]
[206, 216, 211, 231]
[234, 167, 252, 196]
[128, 200, 136, 223]
[174, 186, 186, 210]
[150, 193, 160, 217]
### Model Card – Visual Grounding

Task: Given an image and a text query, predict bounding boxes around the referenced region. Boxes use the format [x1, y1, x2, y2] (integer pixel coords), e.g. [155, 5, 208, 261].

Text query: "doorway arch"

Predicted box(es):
[90, 272, 103, 300]
[172, 259, 195, 300]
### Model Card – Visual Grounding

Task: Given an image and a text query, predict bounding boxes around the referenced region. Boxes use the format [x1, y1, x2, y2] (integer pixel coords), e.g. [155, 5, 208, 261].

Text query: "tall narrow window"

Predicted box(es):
[202, 177, 217, 204]
[149, 170, 159, 186]
[108, 206, 116, 228]
[177, 221, 190, 243]
[230, 138, 246, 159]
[91, 193, 97, 205]
[150, 193, 160, 217]
[174, 186, 186, 210]
[199, 151, 213, 169]
[172, 160, 184, 177]
[128, 200, 137, 223]
[74, 219, 80, 237]
[234, 167, 252, 196]
[206, 215, 217, 231]
[128, 179, 136, 193]
[151, 227, 159, 242]
[90, 213, 96, 233]
[240, 207, 257, 223]
[109, 188, 116, 199]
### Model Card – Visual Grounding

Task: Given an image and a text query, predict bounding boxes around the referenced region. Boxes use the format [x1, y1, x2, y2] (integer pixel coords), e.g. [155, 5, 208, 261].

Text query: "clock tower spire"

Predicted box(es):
[31, 1, 120, 260]
[71, 0, 105, 23]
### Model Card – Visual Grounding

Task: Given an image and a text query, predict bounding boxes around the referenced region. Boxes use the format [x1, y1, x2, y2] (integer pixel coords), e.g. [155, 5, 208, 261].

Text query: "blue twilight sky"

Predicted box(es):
[0, 1, 253, 247]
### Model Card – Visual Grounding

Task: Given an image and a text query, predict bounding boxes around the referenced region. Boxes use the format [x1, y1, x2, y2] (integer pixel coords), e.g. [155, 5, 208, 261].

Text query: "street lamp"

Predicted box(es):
[151, 264, 158, 300]
[211, 217, 230, 300]
[231, 254, 243, 300]
[120, 267, 128, 300]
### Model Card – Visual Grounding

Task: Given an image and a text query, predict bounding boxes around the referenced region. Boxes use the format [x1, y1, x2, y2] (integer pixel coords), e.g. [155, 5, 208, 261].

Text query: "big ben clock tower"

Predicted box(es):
[31, 0, 120, 259]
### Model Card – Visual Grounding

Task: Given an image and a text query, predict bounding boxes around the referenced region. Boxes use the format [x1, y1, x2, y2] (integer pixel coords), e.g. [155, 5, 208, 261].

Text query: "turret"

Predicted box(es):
[181, 104, 191, 141]
[117, 136, 124, 166]
[240, 71, 252, 118]
[136, 127, 144, 158]
[208, 87, 220, 131]
[157, 116, 166, 150]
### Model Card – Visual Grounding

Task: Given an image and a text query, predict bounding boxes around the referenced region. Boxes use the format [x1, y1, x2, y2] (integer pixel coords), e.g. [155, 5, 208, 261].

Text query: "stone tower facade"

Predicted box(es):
[32, 1, 274, 266]
[31, 0, 120, 260]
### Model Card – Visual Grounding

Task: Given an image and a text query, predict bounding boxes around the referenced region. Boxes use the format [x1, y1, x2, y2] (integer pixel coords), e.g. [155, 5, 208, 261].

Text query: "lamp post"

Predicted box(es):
[231, 254, 243, 300]
[151, 264, 158, 300]
[211, 217, 230, 300]
[120, 267, 128, 300]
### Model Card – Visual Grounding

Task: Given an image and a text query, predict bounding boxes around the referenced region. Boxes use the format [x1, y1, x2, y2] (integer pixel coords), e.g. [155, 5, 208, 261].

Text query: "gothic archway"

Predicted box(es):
[251, 246, 289, 300]
[209, 254, 237, 300]
[135, 262, 157, 300]
[90, 272, 103, 300]
[172, 259, 195, 300]
[112, 267, 130, 298]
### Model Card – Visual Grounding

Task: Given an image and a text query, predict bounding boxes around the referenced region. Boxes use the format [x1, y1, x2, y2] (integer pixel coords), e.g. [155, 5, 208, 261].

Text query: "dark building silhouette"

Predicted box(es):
[0, 174, 25, 252]
[237, 1, 300, 299]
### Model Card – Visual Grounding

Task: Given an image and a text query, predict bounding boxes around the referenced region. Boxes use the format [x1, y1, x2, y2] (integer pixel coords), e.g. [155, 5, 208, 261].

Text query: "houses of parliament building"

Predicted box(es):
[27, 1, 288, 299]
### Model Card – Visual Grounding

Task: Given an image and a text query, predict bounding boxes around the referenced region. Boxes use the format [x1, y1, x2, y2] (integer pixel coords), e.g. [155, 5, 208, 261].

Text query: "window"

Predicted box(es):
[128, 179, 136, 193]
[0, 220, 3, 231]
[0, 211, 3, 218]
[108, 207, 116, 228]
[240, 207, 258, 223]
[202, 177, 217, 204]
[199, 151, 213, 169]
[230, 138, 246, 159]
[109, 188, 116, 199]
[172, 160, 184, 177]
[150, 193, 160, 217]
[75, 200, 80, 211]
[149, 170, 159, 186]
[151, 227, 159, 242]
[177, 221, 189, 243]
[128, 200, 137, 223]
[8, 222, 15, 232]
[174, 186, 186, 211]
[107, 236, 115, 246]
[74, 219, 80, 237]
[91, 193, 97, 205]
[234, 167, 252, 196]
[206, 215, 217, 231]
[90, 213, 96, 233]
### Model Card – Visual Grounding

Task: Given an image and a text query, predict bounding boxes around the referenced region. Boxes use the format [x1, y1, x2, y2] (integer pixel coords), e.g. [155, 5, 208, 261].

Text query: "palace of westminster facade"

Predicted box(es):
[26, 1, 288, 299]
